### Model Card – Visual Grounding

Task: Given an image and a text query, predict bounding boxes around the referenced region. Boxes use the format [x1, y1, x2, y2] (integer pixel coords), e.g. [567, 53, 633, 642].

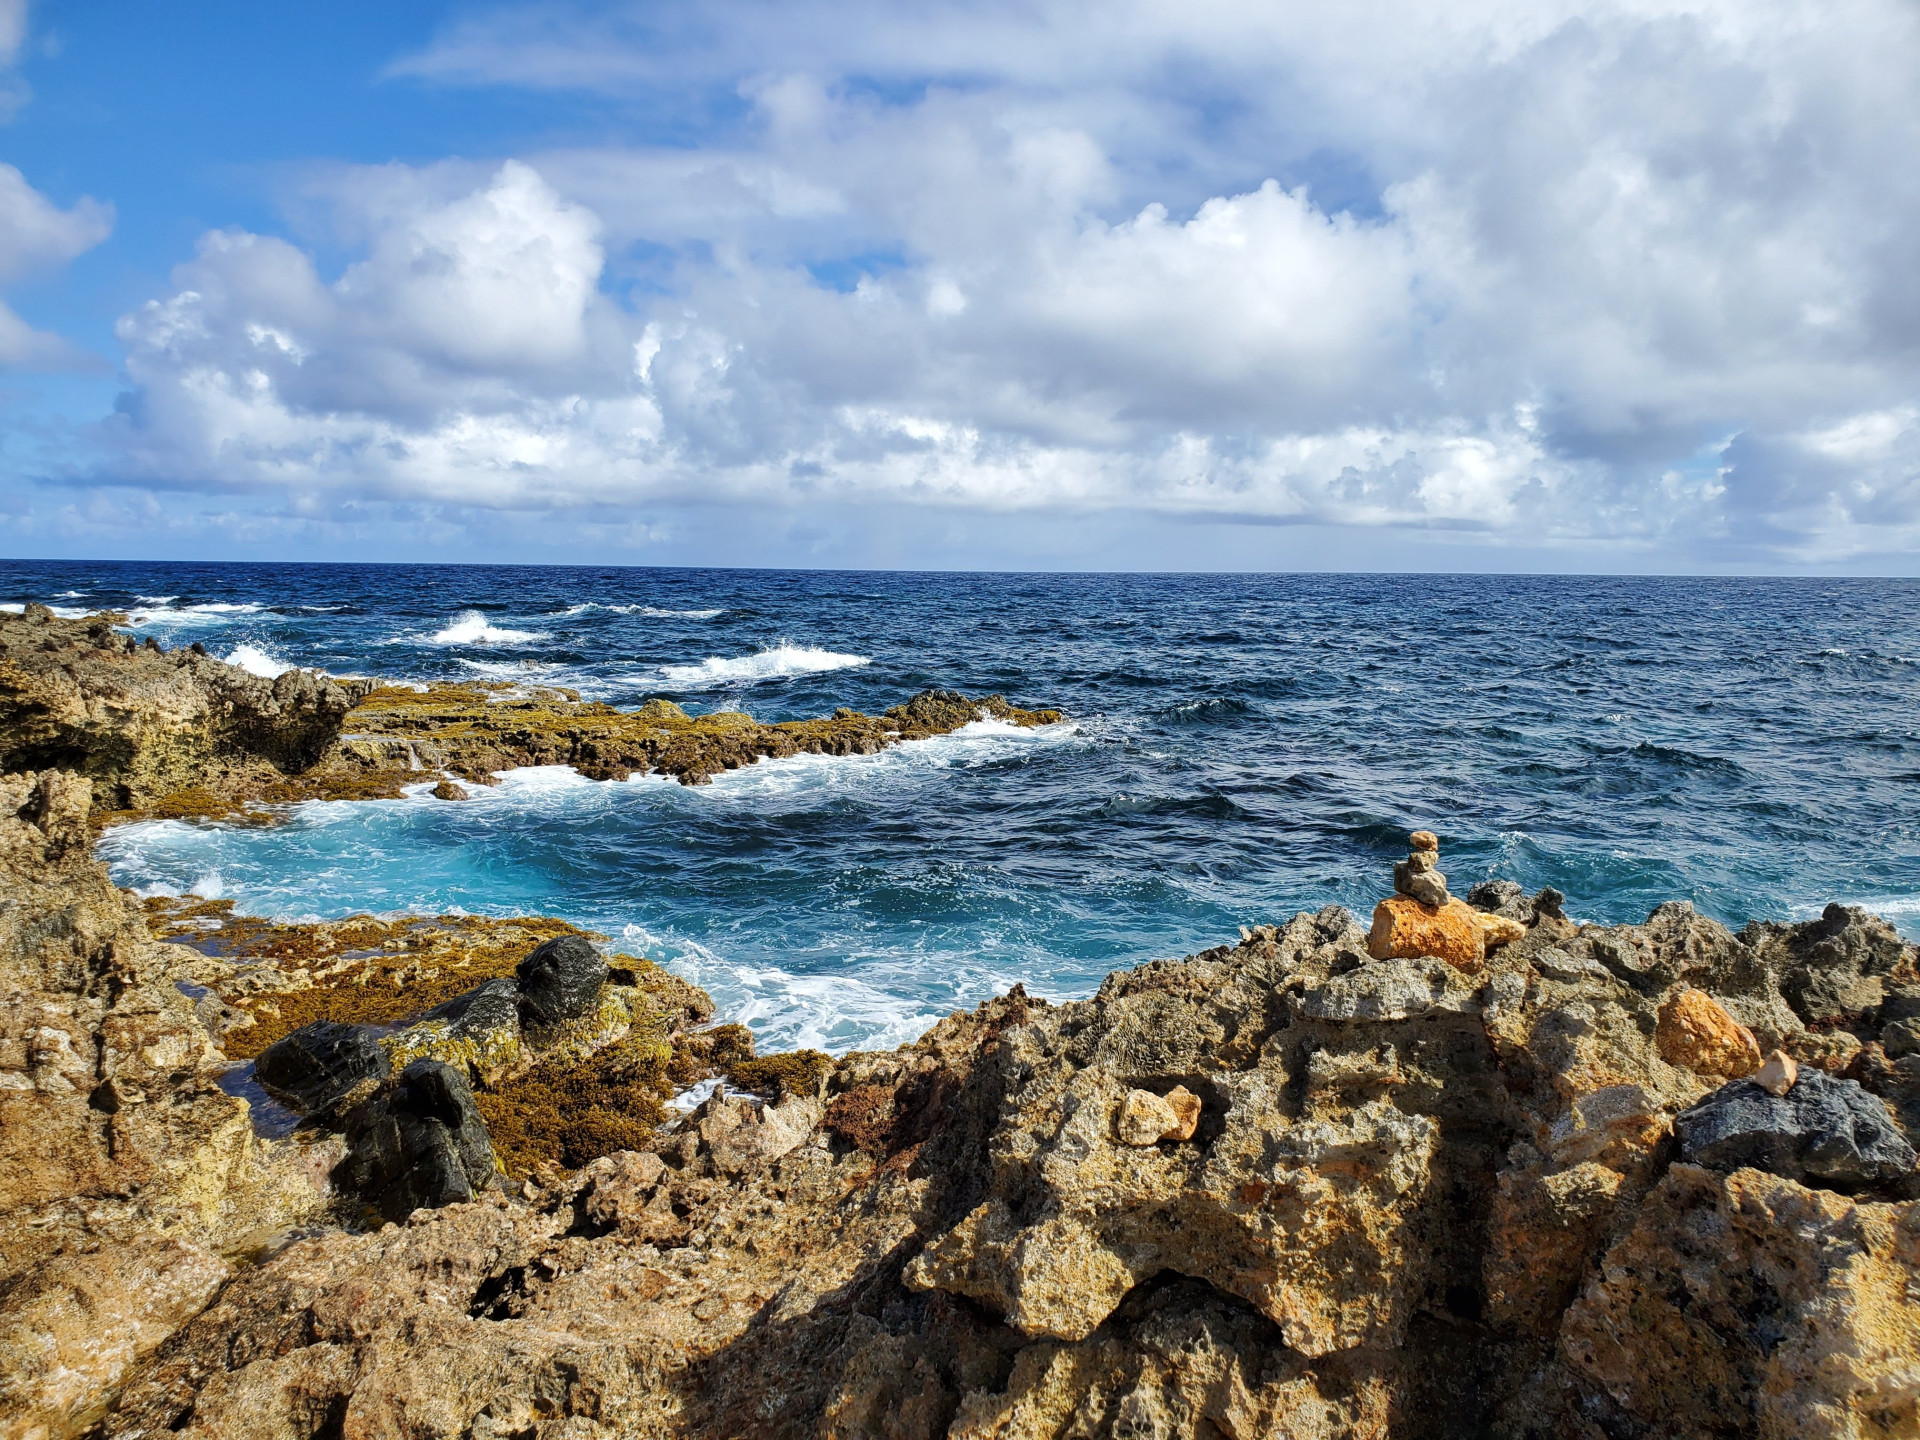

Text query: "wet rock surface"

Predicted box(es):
[1677, 1068, 1918, 1194]
[253, 1020, 391, 1115]
[516, 933, 609, 1028]
[335, 1060, 498, 1222]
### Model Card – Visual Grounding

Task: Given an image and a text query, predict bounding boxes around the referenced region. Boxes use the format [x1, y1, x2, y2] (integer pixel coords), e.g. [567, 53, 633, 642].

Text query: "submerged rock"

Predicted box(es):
[334, 1060, 497, 1222]
[515, 934, 608, 1029]
[252, 1019, 390, 1115]
[1676, 1068, 1917, 1193]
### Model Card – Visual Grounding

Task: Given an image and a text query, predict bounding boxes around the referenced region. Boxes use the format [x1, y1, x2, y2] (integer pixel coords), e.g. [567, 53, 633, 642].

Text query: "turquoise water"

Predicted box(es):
[7, 561, 1917, 1053]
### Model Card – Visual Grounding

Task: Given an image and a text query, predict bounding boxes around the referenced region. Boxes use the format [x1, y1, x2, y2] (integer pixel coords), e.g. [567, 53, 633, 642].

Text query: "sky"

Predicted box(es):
[0, 0, 1917, 573]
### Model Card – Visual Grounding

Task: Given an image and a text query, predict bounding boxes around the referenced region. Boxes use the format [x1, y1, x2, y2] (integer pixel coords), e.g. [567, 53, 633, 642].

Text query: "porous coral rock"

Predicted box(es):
[69, 898, 1920, 1439]
[1655, 985, 1764, 1077]
[1366, 894, 1488, 971]
[0, 772, 338, 1440]
[1559, 1164, 1920, 1439]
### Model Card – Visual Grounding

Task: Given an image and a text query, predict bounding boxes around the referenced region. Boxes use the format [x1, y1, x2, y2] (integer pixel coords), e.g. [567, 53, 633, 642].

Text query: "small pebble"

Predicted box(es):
[1753, 1049, 1798, 1096]
[1409, 830, 1439, 852]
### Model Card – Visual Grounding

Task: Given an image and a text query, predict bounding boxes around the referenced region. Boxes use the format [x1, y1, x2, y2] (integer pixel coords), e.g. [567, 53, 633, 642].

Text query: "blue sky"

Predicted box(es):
[2, 0, 1918, 571]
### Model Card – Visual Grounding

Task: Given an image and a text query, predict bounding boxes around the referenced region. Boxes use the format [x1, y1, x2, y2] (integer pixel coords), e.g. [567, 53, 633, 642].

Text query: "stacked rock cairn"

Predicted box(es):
[1393, 829, 1449, 908]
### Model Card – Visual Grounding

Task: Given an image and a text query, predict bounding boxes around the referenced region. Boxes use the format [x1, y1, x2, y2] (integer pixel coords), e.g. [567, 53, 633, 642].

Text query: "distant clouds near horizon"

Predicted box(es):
[2, 0, 1919, 571]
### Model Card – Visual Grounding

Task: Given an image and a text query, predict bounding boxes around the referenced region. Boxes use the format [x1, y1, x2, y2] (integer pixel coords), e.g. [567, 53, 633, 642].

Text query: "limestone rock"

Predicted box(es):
[1162, 1084, 1202, 1141]
[0, 608, 361, 810]
[1746, 902, 1917, 1029]
[1754, 1048, 1799, 1095]
[695, 1088, 823, 1176]
[1366, 895, 1487, 971]
[1475, 910, 1528, 950]
[1561, 1165, 1920, 1438]
[1655, 986, 1764, 1077]
[1676, 1069, 1916, 1194]
[253, 1019, 390, 1114]
[515, 933, 607, 1028]
[1116, 1087, 1179, 1145]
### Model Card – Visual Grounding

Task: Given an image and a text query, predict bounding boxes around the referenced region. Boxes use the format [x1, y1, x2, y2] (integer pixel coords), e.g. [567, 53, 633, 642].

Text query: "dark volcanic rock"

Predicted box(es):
[1676, 1068, 1917, 1194]
[427, 976, 522, 1040]
[252, 1020, 389, 1115]
[335, 1060, 496, 1222]
[1467, 878, 1531, 922]
[515, 934, 608, 1028]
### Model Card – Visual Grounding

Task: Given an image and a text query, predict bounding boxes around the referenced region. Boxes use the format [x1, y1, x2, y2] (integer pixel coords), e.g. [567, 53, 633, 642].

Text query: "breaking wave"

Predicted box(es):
[427, 610, 548, 646]
[658, 641, 870, 688]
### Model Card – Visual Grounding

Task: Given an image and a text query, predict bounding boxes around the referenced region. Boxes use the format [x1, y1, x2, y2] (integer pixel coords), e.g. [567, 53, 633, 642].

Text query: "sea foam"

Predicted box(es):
[659, 641, 870, 688]
[428, 610, 547, 646]
[223, 644, 293, 678]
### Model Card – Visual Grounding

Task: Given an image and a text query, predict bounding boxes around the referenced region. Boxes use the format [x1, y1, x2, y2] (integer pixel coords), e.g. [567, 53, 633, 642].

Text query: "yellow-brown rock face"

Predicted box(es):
[1655, 986, 1763, 1077]
[1366, 895, 1488, 972]
[1475, 910, 1528, 950]
[1561, 1165, 1920, 1439]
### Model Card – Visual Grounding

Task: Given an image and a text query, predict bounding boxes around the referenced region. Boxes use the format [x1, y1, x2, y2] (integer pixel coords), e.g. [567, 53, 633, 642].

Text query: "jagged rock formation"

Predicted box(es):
[0, 771, 340, 1439]
[79, 893, 1920, 1440]
[1, 606, 1063, 816]
[0, 606, 368, 812]
[323, 682, 1063, 790]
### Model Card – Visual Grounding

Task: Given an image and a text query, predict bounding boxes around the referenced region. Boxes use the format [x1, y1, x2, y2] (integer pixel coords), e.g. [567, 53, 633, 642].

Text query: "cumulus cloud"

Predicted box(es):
[99, 0, 1920, 562]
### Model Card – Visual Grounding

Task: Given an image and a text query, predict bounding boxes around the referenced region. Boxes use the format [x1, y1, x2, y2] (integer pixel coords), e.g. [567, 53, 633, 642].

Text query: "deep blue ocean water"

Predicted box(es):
[6, 559, 1918, 1054]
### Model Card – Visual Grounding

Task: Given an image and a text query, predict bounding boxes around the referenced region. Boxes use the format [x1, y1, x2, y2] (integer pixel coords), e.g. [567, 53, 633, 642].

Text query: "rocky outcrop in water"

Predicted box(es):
[4, 606, 1065, 817]
[0, 606, 367, 813]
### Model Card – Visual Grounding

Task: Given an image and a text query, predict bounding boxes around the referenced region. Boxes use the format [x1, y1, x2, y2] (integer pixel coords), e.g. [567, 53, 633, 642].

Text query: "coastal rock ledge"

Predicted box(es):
[1, 829, 1915, 1436]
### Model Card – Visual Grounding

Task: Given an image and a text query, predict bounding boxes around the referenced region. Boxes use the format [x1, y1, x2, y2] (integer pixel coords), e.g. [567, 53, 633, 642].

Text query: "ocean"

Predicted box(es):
[7, 559, 1917, 1054]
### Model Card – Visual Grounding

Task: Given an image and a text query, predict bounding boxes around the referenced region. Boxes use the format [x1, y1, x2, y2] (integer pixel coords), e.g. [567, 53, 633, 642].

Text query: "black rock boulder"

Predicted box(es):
[516, 934, 608, 1029]
[1676, 1068, 1917, 1195]
[335, 1060, 497, 1222]
[253, 1020, 390, 1115]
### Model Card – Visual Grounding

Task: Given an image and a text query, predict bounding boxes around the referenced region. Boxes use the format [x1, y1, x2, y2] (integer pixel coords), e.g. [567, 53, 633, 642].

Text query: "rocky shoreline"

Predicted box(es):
[2, 607, 1918, 1439]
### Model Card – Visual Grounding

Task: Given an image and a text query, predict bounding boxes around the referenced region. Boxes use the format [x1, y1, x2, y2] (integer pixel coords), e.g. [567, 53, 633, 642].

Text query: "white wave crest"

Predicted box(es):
[428, 610, 547, 646]
[224, 643, 293, 678]
[659, 641, 870, 688]
[558, 602, 726, 619]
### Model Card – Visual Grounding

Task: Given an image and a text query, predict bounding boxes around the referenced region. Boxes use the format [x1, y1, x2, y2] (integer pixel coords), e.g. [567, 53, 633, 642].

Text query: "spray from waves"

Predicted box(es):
[556, 602, 726, 619]
[621, 926, 943, 1053]
[224, 644, 294, 678]
[426, 610, 548, 646]
[658, 641, 870, 688]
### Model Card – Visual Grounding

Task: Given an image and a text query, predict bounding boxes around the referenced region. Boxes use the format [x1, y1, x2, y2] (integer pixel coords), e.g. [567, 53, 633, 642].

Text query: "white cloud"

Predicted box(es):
[0, 161, 111, 369]
[95, 0, 1920, 563]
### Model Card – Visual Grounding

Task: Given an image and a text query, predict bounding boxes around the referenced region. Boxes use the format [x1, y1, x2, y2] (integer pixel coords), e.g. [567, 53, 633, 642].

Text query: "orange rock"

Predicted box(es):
[1162, 1085, 1202, 1141]
[1654, 988, 1762, 1077]
[1409, 830, 1439, 851]
[1366, 896, 1487, 972]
